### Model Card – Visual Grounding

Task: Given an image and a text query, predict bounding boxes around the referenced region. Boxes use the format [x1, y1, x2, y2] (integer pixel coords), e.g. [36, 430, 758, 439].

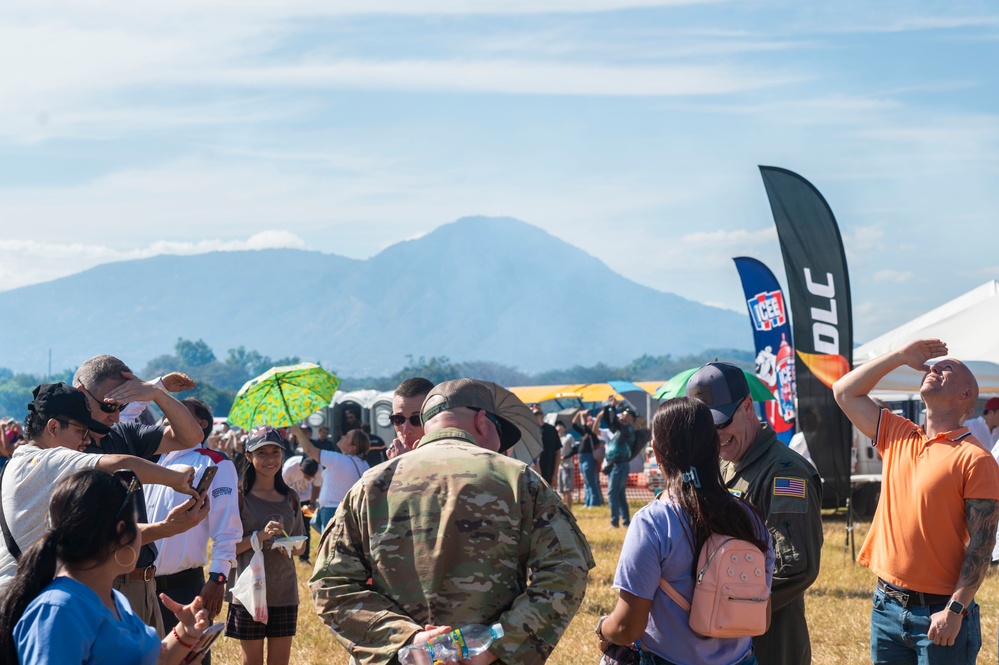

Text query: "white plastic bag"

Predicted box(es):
[231, 532, 268, 624]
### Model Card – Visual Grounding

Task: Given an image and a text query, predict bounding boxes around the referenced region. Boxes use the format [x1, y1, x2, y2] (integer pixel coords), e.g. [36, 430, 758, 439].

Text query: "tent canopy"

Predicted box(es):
[508, 381, 661, 405]
[855, 280, 999, 394]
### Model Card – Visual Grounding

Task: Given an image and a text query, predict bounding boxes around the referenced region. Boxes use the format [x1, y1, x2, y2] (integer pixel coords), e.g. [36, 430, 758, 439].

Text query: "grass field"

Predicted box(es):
[210, 504, 999, 664]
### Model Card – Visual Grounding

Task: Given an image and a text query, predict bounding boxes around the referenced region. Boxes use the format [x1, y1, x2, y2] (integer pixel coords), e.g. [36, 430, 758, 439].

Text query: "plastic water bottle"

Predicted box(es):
[398, 623, 505, 664]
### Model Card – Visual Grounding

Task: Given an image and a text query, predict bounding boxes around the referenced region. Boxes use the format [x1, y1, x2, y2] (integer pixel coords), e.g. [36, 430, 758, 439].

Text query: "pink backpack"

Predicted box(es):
[659, 533, 770, 638]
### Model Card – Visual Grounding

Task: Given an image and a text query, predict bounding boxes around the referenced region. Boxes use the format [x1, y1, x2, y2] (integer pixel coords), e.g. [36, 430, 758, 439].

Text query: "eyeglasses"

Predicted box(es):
[79, 385, 129, 414]
[112, 469, 140, 519]
[716, 398, 745, 431]
[389, 414, 422, 427]
[55, 419, 90, 442]
[469, 407, 503, 440]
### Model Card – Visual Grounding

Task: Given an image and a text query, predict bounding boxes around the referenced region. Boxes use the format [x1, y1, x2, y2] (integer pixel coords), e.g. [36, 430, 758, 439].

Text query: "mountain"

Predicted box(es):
[0, 217, 750, 376]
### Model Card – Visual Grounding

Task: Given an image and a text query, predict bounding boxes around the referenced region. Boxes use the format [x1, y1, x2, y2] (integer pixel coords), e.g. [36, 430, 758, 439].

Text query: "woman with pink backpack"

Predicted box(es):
[595, 397, 774, 665]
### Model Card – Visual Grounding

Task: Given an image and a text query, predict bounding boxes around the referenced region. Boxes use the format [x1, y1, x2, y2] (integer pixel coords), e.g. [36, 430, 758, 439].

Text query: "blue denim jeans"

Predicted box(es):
[607, 461, 630, 526]
[639, 649, 756, 665]
[579, 452, 604, 506]
[870, 588, 981, 664]
[316, 505, 339, 536]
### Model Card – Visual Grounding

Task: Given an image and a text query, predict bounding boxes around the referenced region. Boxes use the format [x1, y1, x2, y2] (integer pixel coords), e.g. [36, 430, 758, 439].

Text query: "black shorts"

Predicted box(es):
[225, 603, 298, 640]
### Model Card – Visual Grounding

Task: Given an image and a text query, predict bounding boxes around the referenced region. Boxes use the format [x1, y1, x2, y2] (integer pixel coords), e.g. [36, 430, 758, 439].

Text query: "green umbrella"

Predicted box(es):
[228, 362, 341, 430]
[654, 367, 775, 402]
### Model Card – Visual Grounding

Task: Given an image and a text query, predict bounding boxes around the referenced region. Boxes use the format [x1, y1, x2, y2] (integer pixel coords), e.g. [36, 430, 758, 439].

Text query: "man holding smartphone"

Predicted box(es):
[146, 398, 242, 664]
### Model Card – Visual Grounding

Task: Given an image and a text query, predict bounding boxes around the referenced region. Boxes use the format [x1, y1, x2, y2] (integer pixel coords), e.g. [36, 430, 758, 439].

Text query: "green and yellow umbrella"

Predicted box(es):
[228, 362, 341, 430]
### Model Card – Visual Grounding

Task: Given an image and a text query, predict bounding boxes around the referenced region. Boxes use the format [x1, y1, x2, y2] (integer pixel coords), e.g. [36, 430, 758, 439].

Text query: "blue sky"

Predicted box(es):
[1, 0, 997, 345]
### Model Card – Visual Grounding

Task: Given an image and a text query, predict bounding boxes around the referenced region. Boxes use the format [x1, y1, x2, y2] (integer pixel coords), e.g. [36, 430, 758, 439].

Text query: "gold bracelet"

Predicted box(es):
[595, 615, 608, 641]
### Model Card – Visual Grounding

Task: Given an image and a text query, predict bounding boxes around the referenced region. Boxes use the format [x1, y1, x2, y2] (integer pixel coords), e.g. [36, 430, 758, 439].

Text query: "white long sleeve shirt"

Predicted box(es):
[144, 446, 241, 577]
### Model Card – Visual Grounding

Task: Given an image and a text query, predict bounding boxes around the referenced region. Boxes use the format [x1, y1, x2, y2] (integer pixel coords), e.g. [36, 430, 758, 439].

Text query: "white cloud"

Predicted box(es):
[0, 232, 306, 292]
[873, 269, 915, 284]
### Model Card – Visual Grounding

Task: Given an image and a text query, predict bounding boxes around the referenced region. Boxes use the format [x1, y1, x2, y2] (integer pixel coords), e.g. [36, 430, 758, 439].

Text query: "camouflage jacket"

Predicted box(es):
[310, 427, 595, 665]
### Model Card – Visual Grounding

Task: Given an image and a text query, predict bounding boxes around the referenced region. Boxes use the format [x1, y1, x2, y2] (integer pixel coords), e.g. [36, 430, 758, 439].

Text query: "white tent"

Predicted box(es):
[854, 280, 999, 394]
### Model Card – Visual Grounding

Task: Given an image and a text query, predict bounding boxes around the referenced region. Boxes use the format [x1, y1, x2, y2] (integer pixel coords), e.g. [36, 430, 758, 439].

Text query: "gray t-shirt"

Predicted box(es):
[0, 445, 99, 584]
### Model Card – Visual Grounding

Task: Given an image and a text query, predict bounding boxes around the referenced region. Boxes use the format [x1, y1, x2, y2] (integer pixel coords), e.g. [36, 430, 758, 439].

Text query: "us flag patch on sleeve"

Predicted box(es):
[773, 477, 806, 498]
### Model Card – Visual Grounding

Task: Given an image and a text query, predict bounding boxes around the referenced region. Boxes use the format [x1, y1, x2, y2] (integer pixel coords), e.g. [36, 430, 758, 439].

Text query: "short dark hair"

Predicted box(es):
[395, 377, 435, 399]
[300, 457, 319, 477]
[181, 397, 214, 442]
[555, 419, 566, 429]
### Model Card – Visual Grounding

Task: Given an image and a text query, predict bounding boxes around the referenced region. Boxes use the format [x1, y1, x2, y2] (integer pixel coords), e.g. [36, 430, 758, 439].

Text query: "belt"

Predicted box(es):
[876, 579, 951, 608]
[155, 567, 204, 592]
[120, 564, 157, 582]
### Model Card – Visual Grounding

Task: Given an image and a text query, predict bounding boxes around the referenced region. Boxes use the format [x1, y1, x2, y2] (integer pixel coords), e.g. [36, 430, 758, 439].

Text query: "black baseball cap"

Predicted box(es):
[685, 362, 751, 426]
[28, 383, 111, 435]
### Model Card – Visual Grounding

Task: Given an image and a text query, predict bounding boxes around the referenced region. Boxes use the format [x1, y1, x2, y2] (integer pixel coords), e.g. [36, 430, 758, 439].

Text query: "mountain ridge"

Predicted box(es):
[0, 216, 749, 375]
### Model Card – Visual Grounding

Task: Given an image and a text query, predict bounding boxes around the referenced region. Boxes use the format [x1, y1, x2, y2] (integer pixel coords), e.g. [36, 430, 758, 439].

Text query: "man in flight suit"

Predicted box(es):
[687, 362, 823, 665]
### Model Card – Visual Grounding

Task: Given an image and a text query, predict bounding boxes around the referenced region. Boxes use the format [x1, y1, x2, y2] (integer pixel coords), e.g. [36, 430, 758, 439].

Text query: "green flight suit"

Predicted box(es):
[722, 424, 823, 665]
[310, 427, 595, 665]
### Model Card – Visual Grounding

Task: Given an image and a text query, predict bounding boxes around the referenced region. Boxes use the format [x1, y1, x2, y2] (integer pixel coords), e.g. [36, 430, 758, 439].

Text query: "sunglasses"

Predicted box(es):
[80, 385, 129, 414]
[389, 414, 422, 427]
[112, 469, 140, 519]
[55, 418, 90, 442]
[715, 398, 745, 431]
[469, 407, 503, 440]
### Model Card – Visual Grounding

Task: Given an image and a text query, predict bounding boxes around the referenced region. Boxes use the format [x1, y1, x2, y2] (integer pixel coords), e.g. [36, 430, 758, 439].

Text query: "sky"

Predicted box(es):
[1, 0, 997, 345]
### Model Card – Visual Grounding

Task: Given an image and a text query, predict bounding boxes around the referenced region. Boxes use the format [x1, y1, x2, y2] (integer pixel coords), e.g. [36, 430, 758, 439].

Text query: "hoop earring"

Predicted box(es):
[114, 545, 138, 569]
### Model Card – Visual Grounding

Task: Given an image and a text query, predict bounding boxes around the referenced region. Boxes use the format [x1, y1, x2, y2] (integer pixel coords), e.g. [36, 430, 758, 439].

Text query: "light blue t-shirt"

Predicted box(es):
[613, 497, 774, 665]
[15, 576, 160, 665]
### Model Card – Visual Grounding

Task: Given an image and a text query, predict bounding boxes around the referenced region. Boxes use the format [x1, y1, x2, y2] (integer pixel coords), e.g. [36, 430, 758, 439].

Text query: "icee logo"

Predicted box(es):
[748, 290, 787, 332]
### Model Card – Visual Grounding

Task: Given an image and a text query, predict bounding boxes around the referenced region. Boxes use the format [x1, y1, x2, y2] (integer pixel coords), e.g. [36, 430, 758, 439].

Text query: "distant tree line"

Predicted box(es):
[0, 340, 753, 421]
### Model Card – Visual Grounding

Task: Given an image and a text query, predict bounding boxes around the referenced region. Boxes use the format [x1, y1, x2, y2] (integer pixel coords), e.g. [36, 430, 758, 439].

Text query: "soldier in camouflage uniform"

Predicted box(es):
[687, 363, 823, 665]
[311, 379, 595, 665]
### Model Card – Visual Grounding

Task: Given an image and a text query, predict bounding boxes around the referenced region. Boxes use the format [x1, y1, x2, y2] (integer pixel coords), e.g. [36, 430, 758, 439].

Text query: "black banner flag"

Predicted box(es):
[759, 166, 853, 506]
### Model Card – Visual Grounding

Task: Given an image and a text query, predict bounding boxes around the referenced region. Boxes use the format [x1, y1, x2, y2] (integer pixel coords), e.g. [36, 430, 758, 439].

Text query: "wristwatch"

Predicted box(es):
[946, 599, 965, 615]
[207, 572, 227, 585]
[595, 616, 608, 641]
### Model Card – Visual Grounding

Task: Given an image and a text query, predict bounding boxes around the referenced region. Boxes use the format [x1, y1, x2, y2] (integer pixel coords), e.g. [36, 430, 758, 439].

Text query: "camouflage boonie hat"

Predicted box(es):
[421, 379, 522, 452]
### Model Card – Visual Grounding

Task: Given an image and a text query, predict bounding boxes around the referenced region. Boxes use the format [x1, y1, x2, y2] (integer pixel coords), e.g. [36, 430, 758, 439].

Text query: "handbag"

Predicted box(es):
[230, 531, 268, 624]
[599, 643, 640, 665]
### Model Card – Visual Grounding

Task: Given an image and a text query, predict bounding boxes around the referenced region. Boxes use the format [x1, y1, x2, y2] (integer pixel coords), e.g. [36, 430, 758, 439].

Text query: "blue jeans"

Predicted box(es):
[316, 505, 339, 536]
[639, 649, 756, 665]
[579, 453, 603, 506]
[870, 588, 981, 664]
[607, 461, 630, 526]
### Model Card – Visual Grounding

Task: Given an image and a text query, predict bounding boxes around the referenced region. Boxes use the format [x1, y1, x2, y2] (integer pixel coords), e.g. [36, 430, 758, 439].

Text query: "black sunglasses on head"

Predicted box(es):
[80, 385, 129, 414]
[468, 407, 503, 439]
[389, 414, 422, 427]
[112, 469, 140, 519]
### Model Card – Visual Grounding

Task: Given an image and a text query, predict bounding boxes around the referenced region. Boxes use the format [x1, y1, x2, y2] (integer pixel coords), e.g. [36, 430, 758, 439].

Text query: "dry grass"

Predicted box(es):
[210, 505, 999, 664]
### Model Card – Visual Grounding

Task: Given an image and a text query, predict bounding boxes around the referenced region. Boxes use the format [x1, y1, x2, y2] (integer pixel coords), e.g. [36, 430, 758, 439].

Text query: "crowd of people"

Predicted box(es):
[0, 340, 997, 664]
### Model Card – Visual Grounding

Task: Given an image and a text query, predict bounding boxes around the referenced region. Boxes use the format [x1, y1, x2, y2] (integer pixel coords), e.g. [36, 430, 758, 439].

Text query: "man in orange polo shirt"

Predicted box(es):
[834, 338, 999, 664]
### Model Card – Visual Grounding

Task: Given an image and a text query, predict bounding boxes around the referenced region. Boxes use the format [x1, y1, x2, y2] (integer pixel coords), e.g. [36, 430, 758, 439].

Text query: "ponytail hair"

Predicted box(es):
[0, 469, 137, 662]
[651, 397, 768, 574]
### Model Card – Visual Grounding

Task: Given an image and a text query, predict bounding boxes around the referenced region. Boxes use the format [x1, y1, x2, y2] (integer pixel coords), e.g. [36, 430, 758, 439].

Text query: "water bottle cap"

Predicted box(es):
[490, 623, 505, 639]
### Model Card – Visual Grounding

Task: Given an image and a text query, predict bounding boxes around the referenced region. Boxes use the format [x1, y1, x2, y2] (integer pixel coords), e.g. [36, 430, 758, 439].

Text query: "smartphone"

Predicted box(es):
[181, 623, 224, 664]
[194, 466, 218, 496]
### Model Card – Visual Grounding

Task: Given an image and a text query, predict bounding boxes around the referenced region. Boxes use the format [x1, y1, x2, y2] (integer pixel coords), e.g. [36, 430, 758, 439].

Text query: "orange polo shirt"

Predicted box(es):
[858, 409, 999, 594]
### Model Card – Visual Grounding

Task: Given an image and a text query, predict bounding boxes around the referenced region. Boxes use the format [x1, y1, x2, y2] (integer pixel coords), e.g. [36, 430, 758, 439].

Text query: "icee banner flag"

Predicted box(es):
[734, 256, 796, 445]
[759, 166, 853, 507]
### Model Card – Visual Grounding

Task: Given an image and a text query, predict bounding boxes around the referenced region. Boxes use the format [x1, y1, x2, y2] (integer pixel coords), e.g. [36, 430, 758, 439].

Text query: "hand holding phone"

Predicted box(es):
[194, 466, 218, 496]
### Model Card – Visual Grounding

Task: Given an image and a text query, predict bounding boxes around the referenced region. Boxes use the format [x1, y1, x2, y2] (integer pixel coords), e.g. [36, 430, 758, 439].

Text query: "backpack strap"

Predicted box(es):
[0, 462, 22, 561]
[658, 578, 691, 613]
